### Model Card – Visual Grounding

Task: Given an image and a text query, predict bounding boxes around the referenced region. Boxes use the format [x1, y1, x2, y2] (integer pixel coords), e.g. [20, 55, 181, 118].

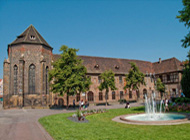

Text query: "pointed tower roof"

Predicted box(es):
[8, 25, 52, 49]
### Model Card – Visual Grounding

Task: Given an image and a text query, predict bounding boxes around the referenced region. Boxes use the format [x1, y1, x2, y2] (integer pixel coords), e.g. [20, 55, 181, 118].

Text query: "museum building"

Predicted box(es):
[3, 25, 183, 108]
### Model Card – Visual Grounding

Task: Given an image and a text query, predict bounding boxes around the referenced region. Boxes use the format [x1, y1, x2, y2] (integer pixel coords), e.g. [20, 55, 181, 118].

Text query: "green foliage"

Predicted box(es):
[156, 78, 165, 97]
[177, 0, 190, 99]
[76, 109, 81, 118]
[98, 70, 117, 105]
[49, 45, 91, 107]
[174, 97, 190, 104]
[124, 62, 145, 99]
[177, 0, 190, 48]
[118, 99, 127, 103]
[181, 55, 190, 98]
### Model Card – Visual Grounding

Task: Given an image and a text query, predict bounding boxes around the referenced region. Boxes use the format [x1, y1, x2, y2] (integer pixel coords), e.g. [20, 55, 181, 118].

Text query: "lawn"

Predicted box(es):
[39, 107, 190, 140]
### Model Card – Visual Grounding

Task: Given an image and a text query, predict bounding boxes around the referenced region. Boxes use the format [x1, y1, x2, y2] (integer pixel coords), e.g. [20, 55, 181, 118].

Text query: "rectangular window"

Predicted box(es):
[98, 76, 102, 83]
[163, 75, 167, 83]
[159, 75, 163, 82]
[129, 91, 132, 99]
[151, 77, 153, 83]
[167, 74, 170, 82]
[120, 91, 124, 99]
[119, 76, 122, 83]
[112, 91, 115, 100]
[170, 74, 174, 82]
[99, 92, 103, 101]
[174, 73, 179, 82]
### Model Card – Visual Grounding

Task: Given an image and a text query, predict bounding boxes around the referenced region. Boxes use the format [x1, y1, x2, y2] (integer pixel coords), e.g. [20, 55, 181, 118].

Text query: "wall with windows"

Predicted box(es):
[3, 44, 52, 108]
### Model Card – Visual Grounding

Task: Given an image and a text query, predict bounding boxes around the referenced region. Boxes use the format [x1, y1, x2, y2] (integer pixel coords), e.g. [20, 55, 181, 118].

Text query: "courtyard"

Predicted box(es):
[39, 106, 190, 140]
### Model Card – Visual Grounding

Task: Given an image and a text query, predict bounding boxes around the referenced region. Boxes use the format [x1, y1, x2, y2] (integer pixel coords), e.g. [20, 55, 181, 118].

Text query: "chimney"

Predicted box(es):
[159, 58, 162, 63]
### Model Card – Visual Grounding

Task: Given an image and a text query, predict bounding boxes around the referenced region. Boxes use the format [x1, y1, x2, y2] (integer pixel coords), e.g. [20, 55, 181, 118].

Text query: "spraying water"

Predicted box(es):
[145, 93, 163, 120]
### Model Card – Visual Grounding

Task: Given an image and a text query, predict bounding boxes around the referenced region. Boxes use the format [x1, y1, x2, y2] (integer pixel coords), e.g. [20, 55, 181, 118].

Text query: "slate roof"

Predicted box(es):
[9, 25, 52, 49]
[153, 57, 183, 74]
[53, 55, 183, 74]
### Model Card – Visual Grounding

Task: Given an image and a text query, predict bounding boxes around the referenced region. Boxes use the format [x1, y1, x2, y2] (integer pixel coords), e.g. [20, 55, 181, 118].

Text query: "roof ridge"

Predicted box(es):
[78, 55, 152, 63]
[23, 25, 31, 42]
[153, 57, 176, 64]
[32, 25, 43, 44]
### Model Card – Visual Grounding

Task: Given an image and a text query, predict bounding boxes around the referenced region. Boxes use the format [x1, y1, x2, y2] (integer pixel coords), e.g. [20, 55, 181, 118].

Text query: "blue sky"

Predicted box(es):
[0, 0, 188, 79]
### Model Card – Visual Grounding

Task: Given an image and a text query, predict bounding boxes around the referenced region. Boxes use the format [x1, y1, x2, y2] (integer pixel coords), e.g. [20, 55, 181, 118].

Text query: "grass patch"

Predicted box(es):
[39, 107, 190, 140]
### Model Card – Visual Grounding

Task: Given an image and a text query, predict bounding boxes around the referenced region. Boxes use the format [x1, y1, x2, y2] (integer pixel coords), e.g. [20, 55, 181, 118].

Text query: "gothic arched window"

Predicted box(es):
[13, 65, 18, 95]
[45, 66, 49, 94]
[29, 64, 35, 94]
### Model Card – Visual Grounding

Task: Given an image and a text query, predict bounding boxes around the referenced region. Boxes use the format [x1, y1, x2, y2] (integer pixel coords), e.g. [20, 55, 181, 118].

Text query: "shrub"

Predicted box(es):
[174, 97, 190, 104]
[118, 99, 127, 103]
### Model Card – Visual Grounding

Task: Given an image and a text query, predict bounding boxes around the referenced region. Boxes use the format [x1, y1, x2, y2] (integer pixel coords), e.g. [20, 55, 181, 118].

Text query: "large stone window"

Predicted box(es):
[29, 64, 35, 94]
[13, 65, 18, 95]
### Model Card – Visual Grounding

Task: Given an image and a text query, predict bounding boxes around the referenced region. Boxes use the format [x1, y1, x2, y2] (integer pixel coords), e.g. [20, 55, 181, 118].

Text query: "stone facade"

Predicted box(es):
[3, 25, 183, 108]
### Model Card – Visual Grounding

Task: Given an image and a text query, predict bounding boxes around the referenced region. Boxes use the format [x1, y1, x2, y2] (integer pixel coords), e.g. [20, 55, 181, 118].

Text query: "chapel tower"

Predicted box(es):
[3, 25, 53, 108]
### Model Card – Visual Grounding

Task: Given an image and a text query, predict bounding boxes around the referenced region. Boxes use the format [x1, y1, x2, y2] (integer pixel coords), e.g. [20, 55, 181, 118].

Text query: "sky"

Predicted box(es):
[0, 0, 188, 79]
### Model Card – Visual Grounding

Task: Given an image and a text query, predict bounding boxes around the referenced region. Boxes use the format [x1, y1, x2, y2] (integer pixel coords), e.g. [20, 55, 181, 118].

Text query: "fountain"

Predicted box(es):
[117, 93, 189, 125]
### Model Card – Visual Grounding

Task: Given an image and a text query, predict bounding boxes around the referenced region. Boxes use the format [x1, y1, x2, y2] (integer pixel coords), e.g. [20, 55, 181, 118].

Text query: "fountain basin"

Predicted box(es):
[119, 113, 189, 125]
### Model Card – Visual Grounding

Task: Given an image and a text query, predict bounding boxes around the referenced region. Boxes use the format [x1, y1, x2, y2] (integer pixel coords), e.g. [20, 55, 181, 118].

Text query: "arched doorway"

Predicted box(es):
[143, 89, 147, 99]
[88, 91, 94, 101]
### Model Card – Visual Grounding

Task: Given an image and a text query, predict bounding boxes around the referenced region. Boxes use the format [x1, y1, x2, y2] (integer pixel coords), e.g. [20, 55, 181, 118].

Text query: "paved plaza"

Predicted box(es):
[0, 102, 143, 140]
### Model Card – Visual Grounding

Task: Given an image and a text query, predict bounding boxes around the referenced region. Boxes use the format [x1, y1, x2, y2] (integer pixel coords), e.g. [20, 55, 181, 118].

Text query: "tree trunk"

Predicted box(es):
[105, 90, 108, 106]
[136, 90, 139, 101]
[66, 94, 69, 109]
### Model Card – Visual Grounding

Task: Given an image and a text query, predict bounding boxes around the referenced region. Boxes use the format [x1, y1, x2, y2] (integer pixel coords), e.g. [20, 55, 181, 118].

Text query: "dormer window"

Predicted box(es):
[115, 65, 119, 69]
[30, 35, 36, 40]
[94, 64, 99, 69]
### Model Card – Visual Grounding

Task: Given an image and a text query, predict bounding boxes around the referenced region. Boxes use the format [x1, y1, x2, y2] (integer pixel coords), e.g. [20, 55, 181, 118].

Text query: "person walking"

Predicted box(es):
[164, 98, 169, 112]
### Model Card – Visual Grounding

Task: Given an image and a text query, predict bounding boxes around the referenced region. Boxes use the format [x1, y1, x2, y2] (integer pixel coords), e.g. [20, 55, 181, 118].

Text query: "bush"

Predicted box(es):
[174, 97, 190, 104]
[118, 99, 127, 103]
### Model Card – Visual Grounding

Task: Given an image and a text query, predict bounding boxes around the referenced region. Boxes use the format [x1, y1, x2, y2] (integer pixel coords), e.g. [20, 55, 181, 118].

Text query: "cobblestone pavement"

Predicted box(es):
[0, 102, 143, 140]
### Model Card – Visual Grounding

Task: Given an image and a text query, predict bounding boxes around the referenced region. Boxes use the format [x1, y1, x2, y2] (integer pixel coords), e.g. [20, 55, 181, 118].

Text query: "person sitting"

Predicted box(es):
[125, 102, 130, 109]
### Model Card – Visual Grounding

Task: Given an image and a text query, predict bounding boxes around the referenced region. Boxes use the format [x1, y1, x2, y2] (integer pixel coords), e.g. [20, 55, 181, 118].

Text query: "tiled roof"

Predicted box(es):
[53, 55, 183, 74]
[153, 57, 183, 74]
[53, 54, 153, 74]
[9, 25, 52, 49]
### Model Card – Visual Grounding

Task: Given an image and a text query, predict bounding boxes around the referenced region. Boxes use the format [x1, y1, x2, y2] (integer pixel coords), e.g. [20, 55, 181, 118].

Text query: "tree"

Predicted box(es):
[98, 70, 117, 106]
[49, 45, 91, 109]
[177, 0, 190, 48]
[181, 51, 190, 98]
[177, 1, 190, 98]
[156, 78, 165, 99]
[124, 62, 145, 100]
